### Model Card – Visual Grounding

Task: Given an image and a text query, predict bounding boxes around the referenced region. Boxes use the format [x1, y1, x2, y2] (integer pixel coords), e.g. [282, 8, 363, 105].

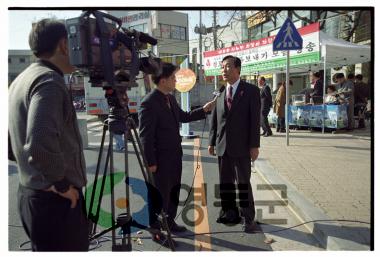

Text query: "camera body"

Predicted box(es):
[65, 11, 160, 132]
[66, 11, 160, 89]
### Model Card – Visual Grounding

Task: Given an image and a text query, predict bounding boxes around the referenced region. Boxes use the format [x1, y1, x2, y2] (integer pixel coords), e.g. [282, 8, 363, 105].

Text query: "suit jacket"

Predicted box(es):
[209, 80, 261, 157]
[260, 83, 272, 111]
[138, 89, 206, 166]
[311, 79, 323, 97]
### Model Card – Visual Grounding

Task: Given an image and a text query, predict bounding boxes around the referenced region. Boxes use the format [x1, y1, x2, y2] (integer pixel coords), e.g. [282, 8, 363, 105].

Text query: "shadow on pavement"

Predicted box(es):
[313, 223, 371, 248]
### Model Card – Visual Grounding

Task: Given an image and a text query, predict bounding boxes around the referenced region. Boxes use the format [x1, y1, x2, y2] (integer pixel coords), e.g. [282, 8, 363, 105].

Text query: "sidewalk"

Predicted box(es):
[255, 126, 371, 249]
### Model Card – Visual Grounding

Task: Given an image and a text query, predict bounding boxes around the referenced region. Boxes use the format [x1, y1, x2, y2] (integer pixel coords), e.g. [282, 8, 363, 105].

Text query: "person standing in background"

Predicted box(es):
[336, 73, 355, 130]
[310, 72, 323, 105]
[258, 76, 273, 137]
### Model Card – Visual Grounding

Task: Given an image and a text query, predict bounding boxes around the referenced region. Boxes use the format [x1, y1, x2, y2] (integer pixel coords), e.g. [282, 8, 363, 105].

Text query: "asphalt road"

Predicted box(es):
[8, 114, 322, 251]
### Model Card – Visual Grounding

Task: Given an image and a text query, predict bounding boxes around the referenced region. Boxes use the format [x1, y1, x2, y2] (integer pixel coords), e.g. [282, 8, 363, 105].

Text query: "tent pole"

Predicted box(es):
[322, 51, 327, 134]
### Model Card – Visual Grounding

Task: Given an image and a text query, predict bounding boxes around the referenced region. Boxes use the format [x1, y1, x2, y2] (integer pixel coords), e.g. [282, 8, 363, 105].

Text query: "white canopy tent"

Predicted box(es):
[320, 31, 371, 69]
[319, 32, 370, 133]
[260, 31, 371, 74]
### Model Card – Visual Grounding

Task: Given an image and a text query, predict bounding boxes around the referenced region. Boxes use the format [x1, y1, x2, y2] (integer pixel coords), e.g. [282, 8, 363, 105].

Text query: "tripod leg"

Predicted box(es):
[109, 132, 117, 247]
[121, 130, 132, 249]
[88, 124, 108, 234]
[92, 139, 112, 235]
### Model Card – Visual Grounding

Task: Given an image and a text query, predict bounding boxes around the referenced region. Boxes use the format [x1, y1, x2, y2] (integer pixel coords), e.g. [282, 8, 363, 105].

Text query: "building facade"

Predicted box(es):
[8, 50, 36, 85]
[189, 17, 245, 88]
[108, 10, 189, 65]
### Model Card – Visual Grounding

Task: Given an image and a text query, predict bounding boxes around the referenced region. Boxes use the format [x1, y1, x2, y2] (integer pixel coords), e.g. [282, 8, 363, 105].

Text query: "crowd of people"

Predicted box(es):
[322, 72, 369, 129]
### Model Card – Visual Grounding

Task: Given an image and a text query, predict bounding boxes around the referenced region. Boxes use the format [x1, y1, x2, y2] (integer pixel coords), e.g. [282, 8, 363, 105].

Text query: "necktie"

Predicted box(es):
[227, 85, 233, 110]
[165, 95, 171, 109]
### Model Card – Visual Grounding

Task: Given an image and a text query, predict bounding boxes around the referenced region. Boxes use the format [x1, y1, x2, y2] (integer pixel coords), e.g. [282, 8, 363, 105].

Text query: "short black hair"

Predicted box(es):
[151, 62, 178, 85]
[259, 76, 265, 82]
[355, 74, 363, 80]
[335, 73, 345, 79]
[347, 73, 355, 80]
[222, 55, 241, 70]
[313, 72, 321, 78]
[29, 18, 68, 58]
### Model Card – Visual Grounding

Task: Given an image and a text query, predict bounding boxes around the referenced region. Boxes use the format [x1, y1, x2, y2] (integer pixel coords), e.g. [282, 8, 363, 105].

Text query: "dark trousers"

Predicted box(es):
[217, 154, 255, 223]
[261, 108, 272, 134]
[147, 150, 182, 227]
[17, 184, 89, 251]
[277, 117, 285, 130]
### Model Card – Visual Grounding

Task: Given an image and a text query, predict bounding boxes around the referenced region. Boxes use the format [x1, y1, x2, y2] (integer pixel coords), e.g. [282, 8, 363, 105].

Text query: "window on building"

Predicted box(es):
[180, 27, 186, 40]
[275, 11, 288, 28]
[248, 26, 261, 40]
[354, 10, 371, 43]
[160, 24, 171, 39]
[171, 25, 181, 40]
[19, 57, 26, 63]
[8, 58, 11, 64]
[159, 24, 186, 40]
[262, 21, 275, 37]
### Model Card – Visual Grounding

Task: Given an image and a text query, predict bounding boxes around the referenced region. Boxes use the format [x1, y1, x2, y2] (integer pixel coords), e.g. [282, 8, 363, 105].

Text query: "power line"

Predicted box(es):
[217, 10, 237, 39]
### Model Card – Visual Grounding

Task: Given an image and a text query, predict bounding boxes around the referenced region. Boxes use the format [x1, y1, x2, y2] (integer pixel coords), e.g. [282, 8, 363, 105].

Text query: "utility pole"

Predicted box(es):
[198, 10, 203, 87]
[212, 10, 218, 90]
[285, 10, 291, 146]
[212, 10, 218, 50]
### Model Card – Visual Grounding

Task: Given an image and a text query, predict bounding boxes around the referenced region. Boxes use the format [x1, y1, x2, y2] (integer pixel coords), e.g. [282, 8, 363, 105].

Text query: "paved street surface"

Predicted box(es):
[8, 113, 371, 251]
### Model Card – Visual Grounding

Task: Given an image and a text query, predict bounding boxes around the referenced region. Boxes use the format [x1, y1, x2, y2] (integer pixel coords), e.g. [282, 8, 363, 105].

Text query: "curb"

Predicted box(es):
[254, 159, 370, 250]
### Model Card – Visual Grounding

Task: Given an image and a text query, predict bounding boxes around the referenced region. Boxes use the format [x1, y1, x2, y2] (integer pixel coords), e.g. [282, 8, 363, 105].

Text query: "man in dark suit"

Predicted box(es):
[139, 62, 215, 247]
[208, 55, 260, 233]
[258, 76, 273, 137]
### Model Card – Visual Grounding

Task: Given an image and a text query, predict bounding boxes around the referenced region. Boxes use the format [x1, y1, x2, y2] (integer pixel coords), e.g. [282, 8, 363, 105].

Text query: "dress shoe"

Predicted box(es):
[260, 131, 267, 136]
[263, 131, 273, 137]
[216, 209, 241, 224]
[243, 221, 257, 233]
[168, 222, 187, 233]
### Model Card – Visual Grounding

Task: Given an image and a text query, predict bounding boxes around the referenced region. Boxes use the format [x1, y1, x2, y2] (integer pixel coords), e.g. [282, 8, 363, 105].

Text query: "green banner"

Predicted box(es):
[205, 51, 320, 76]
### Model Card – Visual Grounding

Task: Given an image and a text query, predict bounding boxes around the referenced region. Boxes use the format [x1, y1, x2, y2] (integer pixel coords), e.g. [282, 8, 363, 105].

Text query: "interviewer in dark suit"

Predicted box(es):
[208, 55, 260, 233]
[138, 62, 215, 246]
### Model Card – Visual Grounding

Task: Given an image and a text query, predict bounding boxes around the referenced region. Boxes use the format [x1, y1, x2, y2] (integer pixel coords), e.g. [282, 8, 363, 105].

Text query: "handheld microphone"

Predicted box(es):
[212, 85, 226, 101]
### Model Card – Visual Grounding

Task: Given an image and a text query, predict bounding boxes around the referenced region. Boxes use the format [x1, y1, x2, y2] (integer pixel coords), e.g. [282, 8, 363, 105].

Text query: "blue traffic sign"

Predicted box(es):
[273, 17, 303, 51]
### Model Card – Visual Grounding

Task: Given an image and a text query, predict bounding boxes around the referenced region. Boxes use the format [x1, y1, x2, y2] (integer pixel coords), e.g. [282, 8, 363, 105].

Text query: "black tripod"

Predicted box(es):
[86, 113, 176, 251]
